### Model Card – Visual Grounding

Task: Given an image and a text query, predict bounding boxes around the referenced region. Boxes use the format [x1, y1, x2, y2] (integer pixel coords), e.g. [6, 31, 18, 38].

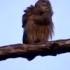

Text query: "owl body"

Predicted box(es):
[22, 0, 54, 44]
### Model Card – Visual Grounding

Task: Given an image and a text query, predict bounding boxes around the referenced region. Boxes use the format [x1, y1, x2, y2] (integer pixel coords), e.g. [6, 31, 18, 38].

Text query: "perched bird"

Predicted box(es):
[22, 0, 54, 44]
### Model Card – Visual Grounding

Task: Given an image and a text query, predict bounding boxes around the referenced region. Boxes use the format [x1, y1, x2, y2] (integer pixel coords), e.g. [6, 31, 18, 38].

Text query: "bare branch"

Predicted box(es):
[0, 39, 70, 61]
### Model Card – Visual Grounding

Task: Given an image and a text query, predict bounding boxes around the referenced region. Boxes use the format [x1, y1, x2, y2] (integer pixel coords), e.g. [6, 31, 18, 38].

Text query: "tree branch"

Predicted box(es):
[0, 39, 70, 61]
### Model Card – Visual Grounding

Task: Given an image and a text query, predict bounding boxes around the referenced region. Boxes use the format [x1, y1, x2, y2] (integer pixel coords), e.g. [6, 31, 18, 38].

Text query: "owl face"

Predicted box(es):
[35, 0, 53, 16]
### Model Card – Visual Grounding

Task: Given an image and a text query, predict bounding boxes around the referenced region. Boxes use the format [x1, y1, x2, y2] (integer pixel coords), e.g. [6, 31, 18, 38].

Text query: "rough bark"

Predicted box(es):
[0, 39, 70, 61]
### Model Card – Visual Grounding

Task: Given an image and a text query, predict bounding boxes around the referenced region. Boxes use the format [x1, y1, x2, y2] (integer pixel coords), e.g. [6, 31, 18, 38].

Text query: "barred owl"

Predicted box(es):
[22, 0, 54, 44]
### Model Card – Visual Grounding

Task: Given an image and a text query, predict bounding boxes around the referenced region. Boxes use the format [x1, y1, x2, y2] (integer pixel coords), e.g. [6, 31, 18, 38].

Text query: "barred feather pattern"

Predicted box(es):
[24, 15, 53, 44]
[22, 0, 54, 44]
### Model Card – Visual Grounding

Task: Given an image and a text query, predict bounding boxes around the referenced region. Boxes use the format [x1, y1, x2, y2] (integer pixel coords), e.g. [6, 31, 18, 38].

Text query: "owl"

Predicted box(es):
[22, 0, 54, 44]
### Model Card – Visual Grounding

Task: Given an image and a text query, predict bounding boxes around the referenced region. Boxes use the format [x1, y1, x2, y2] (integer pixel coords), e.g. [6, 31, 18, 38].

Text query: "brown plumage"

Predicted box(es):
[22, 0, 54, 44]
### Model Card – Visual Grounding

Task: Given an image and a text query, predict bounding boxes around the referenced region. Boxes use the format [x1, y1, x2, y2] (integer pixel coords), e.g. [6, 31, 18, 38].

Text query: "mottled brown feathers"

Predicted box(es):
[22, 0, 54, 44]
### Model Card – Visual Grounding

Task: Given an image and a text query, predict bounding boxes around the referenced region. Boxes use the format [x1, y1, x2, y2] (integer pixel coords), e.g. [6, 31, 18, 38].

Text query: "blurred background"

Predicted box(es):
[0, 0, 70, 70]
